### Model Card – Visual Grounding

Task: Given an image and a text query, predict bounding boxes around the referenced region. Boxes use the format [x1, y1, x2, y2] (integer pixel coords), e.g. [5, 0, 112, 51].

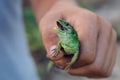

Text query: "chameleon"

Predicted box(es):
[47, 19, 80, 71]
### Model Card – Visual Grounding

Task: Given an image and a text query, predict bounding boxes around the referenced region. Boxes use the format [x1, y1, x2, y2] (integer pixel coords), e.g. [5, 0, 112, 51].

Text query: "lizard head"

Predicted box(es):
[54, 19, 73, 34]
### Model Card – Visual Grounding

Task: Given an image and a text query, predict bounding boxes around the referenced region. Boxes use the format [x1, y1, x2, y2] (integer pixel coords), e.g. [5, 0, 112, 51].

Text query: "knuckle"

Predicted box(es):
[101, 68, 112, 77]
[89, 64, 111, 77]
[78, 44, 96, 66]
[107, 24, 112, 33]
[39, 13, 53, 27]
[86, 55, 95, 64]
[99, 70, 111, 78]
[112, 29, 117, 40]
[102, 72, 111, 77]
[100, 69, 110, 77]
[68, 72, 75, 76]
[108, 22, 112, 28]
[39, 16, 46, 26]
[73, 18, 81, 27]
[81, 50, 96, 64]
[79, 55, 94, 66]
[87, 51, 96, 63]
[89, 64, 103, 74]
[68, 71, 84, 76]
[67, 70, 76, 76]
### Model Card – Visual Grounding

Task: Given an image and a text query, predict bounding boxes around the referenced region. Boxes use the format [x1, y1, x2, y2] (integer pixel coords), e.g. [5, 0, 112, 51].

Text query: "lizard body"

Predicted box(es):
[48, 19, 80, 71]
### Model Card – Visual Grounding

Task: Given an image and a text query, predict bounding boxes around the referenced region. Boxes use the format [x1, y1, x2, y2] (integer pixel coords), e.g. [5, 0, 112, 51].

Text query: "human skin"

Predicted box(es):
[31, 0, 117, 78]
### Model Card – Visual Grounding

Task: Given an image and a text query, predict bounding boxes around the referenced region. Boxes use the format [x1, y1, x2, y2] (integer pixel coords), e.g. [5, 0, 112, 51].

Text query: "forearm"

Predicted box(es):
[30, 0, 76, 22]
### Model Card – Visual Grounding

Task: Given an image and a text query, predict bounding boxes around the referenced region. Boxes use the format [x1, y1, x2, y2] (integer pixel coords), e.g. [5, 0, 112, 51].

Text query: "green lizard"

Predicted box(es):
[48, 19, 80, 71]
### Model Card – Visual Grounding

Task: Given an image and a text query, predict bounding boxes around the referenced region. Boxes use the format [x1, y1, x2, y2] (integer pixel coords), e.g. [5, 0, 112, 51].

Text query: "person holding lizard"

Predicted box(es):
[0, 0, 117, 80]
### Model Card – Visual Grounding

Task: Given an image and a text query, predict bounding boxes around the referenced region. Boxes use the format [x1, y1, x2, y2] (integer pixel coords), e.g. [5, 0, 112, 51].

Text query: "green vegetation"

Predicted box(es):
[113, 24, 120, 41]
[23, 8, 44, 51]
[23, 8, 47, 80]
[80, 4, 96, 12]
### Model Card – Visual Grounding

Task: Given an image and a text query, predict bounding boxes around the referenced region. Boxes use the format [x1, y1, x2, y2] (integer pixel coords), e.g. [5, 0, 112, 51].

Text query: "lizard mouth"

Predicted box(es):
[56, 21, 67, 31]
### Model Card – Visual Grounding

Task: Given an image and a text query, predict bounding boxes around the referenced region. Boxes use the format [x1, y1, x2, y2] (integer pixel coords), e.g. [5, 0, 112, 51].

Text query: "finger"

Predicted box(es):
[102, 29, 117, 75]
[39, 14, 64, 60]
[88, 19, 117, 78]
[68, 16, 111, 76]
[89, 29, 117, 77]
[55, 55, 72, 68]
[92, 44, 117, 78]
[39, 14, 59, 53]
[107, 37, 117, 75]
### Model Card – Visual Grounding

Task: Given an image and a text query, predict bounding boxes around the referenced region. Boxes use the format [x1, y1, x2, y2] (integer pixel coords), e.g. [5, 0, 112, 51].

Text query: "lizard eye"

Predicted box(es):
[57, 22, 67, 31]
[57, 21, 64, 30]
[66, 23, 69, 26]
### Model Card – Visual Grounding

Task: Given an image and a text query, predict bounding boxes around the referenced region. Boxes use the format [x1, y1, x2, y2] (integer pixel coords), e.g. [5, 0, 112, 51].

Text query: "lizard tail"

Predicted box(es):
[47, 61, 54, 72]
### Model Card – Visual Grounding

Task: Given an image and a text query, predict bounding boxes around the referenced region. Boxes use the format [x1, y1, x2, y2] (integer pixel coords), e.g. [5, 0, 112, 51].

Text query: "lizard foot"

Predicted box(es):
[50, 48, 59, 57]
[64, 63, 71, 72]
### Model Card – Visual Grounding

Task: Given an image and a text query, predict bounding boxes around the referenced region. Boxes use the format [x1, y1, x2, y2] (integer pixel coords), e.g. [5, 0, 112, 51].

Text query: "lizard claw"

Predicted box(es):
[50, 48, 59, 57]
[64, 63, 71, 72]
[64, 66, 71, 72]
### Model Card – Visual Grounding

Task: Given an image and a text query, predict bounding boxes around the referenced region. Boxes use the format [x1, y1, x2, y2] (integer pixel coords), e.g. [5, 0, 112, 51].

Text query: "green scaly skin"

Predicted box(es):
[48, 19, 80, 71]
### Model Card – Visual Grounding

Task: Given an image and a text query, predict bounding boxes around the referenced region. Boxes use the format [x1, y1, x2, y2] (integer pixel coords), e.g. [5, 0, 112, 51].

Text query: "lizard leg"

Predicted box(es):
[50, 42, 61, 57]
[65, 51, 79, 71]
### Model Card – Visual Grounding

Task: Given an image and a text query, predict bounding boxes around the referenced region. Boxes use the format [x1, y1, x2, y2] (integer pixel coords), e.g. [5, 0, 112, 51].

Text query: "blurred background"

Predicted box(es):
[23, 0, 120, 80]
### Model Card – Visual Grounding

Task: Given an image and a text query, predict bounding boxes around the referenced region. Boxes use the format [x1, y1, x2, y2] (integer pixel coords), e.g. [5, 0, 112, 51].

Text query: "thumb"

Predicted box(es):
[39, 15, 71, 67]
[40, 27, 71, 68]
[40, 25, 71, 68]
[39, 17, 64, 60]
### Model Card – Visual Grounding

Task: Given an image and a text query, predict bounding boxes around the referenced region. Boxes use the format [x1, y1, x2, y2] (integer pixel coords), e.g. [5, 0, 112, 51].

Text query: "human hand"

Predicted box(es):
[39, 0, 117, 78]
